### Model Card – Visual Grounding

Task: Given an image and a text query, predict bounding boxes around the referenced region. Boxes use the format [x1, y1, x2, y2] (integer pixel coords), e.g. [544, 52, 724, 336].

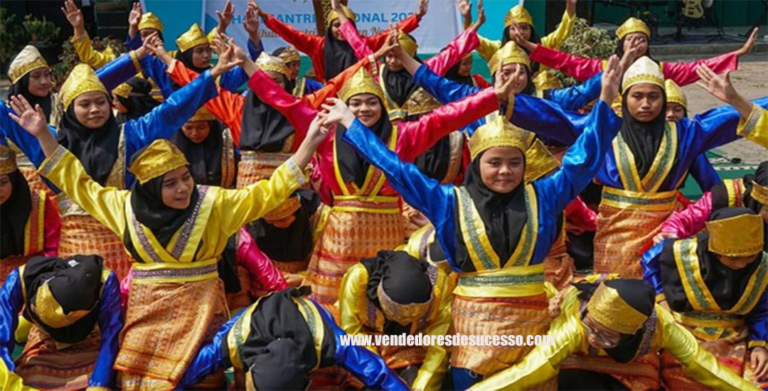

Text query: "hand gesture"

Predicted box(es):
[493, 65, 517, 103]
[244, 2, 260, 36]
[211, 36, 245, 78]
[417, 0, 429, 18]
[307, 111, 333, 145]
[510, 28, 536, 52]
[331, 0, 343, 12]
[696, 64, 737, 104]
[320, 98, 356, 127]
[144, 33, 170, 63]
[128, 2, 142, 27]
[751, 347, 768, 380]
[735, 28, 758, 58]
[250, 1, 268, 19]
[374, 29, 400, 60]
[456, 0, 471, 18]
[600, 55, 622, 104]
[619, 44, 640, 75]
[62, 0, 85, 35]
[8, 95, 49, 138]
[470, 0, 485, 32]
[216, 0, 235, 34]
[217, 33, 249, 62]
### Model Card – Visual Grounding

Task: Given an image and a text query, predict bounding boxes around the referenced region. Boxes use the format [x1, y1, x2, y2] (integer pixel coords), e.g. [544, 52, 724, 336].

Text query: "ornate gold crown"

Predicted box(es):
[129, 140, 189, 184]
[189, 107, 216, 122]
[752, 181, 768, 206]
[138, 12, 164, 32]
[404, 88, 441, 117]
[469, 116, 528, 160]
[587, 282, 649, 335]
[616, 17, 651, 40]
[256, 52, 291, 79]
[34, 281, 92, 328]
[276, 45, 301, 64]
[0, 145, 18, 175]
[112, 82, 133, 99]
[622, 56, 664, 93]
[504, 5, 533, 27]
[326, 4, 357, 27]
[398, 32, 418, 57]
[489, 41, 531, 74]
[706, 213, 764, 257]
[263, 196, 302, 223]
[8, 45, 49, 84]
[524, 138, 561, 183]
[176, 23, 209, 53]
[338, 69, 385, 102]
[377, 281, 432, 326]
[60, 64, 108, 110]
[665, 79, 687, 109]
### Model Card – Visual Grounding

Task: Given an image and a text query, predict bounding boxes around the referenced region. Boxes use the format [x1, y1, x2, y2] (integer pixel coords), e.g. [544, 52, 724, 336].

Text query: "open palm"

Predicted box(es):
[8, 96, 48, 138]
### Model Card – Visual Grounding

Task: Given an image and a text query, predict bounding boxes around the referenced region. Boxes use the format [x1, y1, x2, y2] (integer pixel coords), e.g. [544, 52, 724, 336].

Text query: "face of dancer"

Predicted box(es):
[582, 313, 622, 349]
[385, 52, 404, 72]
[73, 91, 111, 129]
[509, 22, 532, 41]
[191, 44, 213, 69]
[626, 84, 664, 123]
[161, 166, 195, 209]
[718, 253, 759, 270]
[347, 93, 382, 128]
[181, 121, 211, 144]
[665, 102, 686, 122]
[112, 95, 128, 114]
[331, 19, 345, 41]
[623, 33, 649, 57]
[286, 61, 300, 80]
[457, 56, 473, 77]
[265, 70, 287, 90]
[479, 146, 525, 194]
[139, 28, 160, 42]
[0, 175, 11, 205]
[27, 68, 52, 98]
[498, 63, 528, 94]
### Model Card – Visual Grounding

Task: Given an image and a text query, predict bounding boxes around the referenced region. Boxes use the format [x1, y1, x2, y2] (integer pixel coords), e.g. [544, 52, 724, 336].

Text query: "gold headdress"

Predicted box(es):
[504, 5, 533, 28]
[326, 4, 357, 27]
[587, 282, 649, 335]
[276, 45, 301, 64]
[256, 52, 291, 79]
[34, 281, 92, 328]
[468, 116, 528, 160]
[112, 82, 133, 99]
[752, 181, 768, 206]
[533, 71, 563, 91]
[622, 56, 663, 94]
[377, 282, 432, 326]
[706, 213, 764, 257]
[0, 145, 18, 175]
[138, 12, 164, 32]
[176, 23, 209, 53]
[188, 107, 216, 122]
[338, 69, 385, 102]
[616, 17, 651, 40]
[8, 45, 49, 84]
[398, 32, 419, 57]
[60, 64, 108, 110]
[263, 196, 302, 225]
[129, 140, 189, 184]
[665, 79, 687, 109]
[489, 41, 531, 75]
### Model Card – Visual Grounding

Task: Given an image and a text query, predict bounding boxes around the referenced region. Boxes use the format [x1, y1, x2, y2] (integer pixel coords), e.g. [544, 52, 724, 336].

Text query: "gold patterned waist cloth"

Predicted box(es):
[132, 258, 219, 284]
[241, 150, 293, 167]
[673, 311, 745, 340]
[601, 187, 678, 212]
[455, 263, 546, 298]
[332, 195, 400, 214]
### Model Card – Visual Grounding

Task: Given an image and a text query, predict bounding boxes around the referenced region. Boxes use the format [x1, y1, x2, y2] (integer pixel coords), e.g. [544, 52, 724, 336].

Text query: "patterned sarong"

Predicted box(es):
[236, 151, 292, 188]
[560, 352, 661, 390]
[543, 231, 574, 290]
[58, 213, 133, 281]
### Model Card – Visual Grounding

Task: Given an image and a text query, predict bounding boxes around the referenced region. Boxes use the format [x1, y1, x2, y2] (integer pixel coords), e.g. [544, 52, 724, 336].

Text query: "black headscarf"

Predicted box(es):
[362, 250, 432, 334]
[8, 73, 52, 121]
[662, 207, 763, 313]
[619, 87, 672, 181]
[455, 154, 527, 271]
[445, 59, 474, 86]
[414, 135, 453, 182]
[501, 24, 541, 74]
[239, 81, 296, 152]
[575, 279, 655, 363]
[23, 255, 103, 344]
[272, 47, 298, 91]
[115, 77, 160, 124]
[743, 161, 768, 214]
[0, 170, 32, 259]
[170, 120, 224, 186]
[382, 34, 422, 106]
[323, 24, 358, 81]
[247, 188, 322, 263]
[174, 46, 209, 75]
[57, 101, 121, 186]
[239, 288, 336, 390]
[336, 101, 392, 188]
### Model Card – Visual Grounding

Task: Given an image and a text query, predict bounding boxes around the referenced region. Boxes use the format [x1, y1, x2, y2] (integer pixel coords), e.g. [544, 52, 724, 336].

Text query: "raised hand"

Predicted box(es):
[128, 2, 142, 27]
[600, 55, 622, 104]
[331, 0, 343, 11]
[566, 0, 578, 17]
[735, 28, 758, 58]
[306, 113, 333, 146]
[211, 36, 245, 78]
[216, 0, 235, 34]
[456, 0, 471, 17]
[8, 95, 49, 138]
[244, 2, 260, 37]
[220, 33, 249, 62]
[511, 29, 536, 52]
[250, 1, 268, 19]
[619, 44, 640, 74]
[62, 0, 85, 36]
[144, 33, 171, 64]
[373, 29, 400, 60]
[696, 64, 737, 104]
[320, 98, 356, 128]
[494, 66, 517, 104]
[417, 0, 429, 18]
[469, 0, 485, 32]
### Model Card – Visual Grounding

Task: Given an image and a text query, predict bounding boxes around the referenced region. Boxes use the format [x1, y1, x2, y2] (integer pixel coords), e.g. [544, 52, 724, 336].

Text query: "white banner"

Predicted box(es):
[203, 0, 462, 54]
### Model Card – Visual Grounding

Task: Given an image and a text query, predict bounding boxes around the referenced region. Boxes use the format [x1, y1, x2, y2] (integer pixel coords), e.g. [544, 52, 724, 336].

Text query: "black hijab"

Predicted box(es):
[174, 46, 209, 75]
[382, 35, 421, 106]
[414, 136, 453, 182]
[115, 77, 160, 124]
[619, 87, 670, 181]
[743, 161, 768, 214]
[575, 279, 656, 363]
[0, 170, 32, 259]
[170, 120, 224, 186]
[239, 78, 296, 152]
[323, 25, 358, 82]
[57, 101, 121, 186]
[455, 155, 527, 271]
[445, 59, 474, 86]
[23, 255, 103, 344]
[336, 102, 392, 188]
[8, 73, 52, 121]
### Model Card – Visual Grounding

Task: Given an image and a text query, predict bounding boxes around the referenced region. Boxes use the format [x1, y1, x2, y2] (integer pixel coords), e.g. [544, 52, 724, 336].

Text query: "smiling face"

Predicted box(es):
[582, 313, 622, 350]
[181, 121, 211, 144]
[479, 146, 525, 194]
[498, 63, 529, 94]
[27, 68, 52, 98]
[0, 175, 11, 205]
[626, 83, 664, 123]
[73, 91, 111, 129]
[160, 166, 195, 209]
[347, 93, 383, 128]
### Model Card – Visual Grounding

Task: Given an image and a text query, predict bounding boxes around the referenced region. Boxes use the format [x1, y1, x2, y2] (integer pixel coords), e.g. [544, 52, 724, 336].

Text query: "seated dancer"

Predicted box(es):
[177, 287, 409, 391]
[111, 77, 161, 124]
[251, 0, 427, 81]
[0, 146, 59, 285]
[466, 278, 760, 390]
[9, 41, 329, 388]
[272, 45, 324, 95]
[339, 250, 453, 389]
[643, 207, 768, 389]
[325, 58, 624, 389]
[0, 255, 122, 390]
